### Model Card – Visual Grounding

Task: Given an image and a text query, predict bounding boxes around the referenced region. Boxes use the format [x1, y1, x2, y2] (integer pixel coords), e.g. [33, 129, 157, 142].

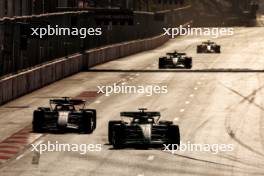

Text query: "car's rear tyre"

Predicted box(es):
[197, 46, 202, 53]
[185, 58, 192, 69]
[215, 46, 221, 53]
[79, 112, 94, 134]
[108, 121, 123, 144]
[167, 125, 180, 150]
[159, 58, 165, 69]
[32, 110, 45, 133]
[112, 125, 125, 149]
[85, 109, 97, 130]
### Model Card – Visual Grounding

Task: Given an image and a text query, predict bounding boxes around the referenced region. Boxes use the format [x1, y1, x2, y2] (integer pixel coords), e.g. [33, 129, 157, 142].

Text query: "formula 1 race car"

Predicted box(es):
[32, 97, 96, 134]
[108, 108, 180, 149]
[197, 40, 221, 53]
[159, 51, 192, 69]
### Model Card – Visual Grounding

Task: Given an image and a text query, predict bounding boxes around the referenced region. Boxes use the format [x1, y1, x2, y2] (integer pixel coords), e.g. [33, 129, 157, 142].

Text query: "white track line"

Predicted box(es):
[16, 154, 25, 160]
[147, 155, 155, 161]
[174, 117, 179, 122]
[180, 109, 185, 113]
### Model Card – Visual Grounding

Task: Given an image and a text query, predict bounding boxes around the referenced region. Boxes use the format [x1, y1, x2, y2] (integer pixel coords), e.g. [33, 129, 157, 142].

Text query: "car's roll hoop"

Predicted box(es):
[138, 108, 148, 112]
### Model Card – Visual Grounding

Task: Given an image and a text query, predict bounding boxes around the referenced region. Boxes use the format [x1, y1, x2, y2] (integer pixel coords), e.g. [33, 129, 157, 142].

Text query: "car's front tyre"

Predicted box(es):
[32, 110, 45, 133]
[166, 125, 180, 150]
[79, 111, 94, 134]
[112, 125, 125, 149]
[108, 121, 123, 144]
[185, 58, 192, 69]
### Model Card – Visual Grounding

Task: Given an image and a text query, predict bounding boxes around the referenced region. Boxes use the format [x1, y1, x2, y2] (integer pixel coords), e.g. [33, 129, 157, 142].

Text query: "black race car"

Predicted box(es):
[197, 40, 221, 53]
[108, 108, 180, 149]
[32, 97, 96, 134]
[159, 51, 192, 69]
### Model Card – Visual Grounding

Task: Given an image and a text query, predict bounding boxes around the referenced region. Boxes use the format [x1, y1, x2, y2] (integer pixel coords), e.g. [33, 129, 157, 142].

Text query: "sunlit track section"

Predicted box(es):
[0, 126, 41, 164]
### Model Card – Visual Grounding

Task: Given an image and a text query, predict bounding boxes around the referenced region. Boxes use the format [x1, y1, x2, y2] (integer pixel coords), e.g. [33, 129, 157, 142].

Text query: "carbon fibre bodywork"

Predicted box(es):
[108, 109, 180, 149]
[197, 41, 221, 53]
[32, 97, 96, 134]
[159, 51, 192, 69]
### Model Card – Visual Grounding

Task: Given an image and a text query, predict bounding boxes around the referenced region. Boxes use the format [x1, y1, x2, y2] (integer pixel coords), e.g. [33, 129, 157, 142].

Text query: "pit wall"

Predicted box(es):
[0, 34, 169, 105]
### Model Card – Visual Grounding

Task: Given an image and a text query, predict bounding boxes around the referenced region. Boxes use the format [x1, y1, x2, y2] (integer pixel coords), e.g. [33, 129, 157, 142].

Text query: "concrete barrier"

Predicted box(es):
[0, 34, 169, 105]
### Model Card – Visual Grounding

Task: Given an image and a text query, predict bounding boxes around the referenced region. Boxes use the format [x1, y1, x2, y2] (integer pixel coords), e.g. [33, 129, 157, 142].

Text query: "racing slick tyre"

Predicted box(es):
[215, 46, 221, 53]
[32, 110, 45, 133]
[85, 109, 97, 130]
[167, 125, 180, 150]
[159, 120, 173, 125]
[159, 57, 166, 69]
[185, 58, 192, 69]
[197, 46, 201, 53]
[112, 125, 126, 149]
[79, 112, 94, 134]
[108, 121, 123, 144]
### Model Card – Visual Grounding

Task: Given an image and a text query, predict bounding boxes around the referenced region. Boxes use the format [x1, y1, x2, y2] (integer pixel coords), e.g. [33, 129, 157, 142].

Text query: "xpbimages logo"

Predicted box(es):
[30, 25, 102, 39]
[163, 25, 234, 38]
[97, 84, 168, 96]
[31, 141, 102, 155]
[163, 141, 234, 154]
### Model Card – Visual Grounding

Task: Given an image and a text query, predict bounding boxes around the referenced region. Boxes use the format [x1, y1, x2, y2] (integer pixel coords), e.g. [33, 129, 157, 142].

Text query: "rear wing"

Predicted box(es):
[166, 51, 186, 56]
[120, 112, 161, 118]
[202, 41, 215, 44]
[166, 52, 178, 56]
[50, 97, 86, 105]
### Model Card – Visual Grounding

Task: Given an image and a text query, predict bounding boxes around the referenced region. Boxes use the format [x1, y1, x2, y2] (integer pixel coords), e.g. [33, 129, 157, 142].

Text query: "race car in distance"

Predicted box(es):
[159, 51, 192, 69]
[32, 97, 96, 134]
[108, 108, 180, 149]
[197, 40, 221, 53]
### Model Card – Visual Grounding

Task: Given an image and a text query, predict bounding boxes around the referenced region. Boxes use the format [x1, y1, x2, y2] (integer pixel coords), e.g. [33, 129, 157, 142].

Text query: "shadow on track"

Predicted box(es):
[87, 68, 264, 73]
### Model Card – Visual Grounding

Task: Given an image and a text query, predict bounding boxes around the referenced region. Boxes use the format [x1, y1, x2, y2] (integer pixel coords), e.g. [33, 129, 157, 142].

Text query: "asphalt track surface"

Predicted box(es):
[0, 26, 264, 176]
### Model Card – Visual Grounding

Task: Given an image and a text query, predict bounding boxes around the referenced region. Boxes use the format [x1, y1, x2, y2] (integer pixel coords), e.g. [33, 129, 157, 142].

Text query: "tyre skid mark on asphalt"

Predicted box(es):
[226, 126, 264, 158]
[164, 152, 264, 175]
[220, 82, 264, 156]
[162, 75, 261, 171]
[162, 151, 242, 169]
[219, 82, 264, 111]
[221, 84, 263, 169]
[218, 152, 264, 170]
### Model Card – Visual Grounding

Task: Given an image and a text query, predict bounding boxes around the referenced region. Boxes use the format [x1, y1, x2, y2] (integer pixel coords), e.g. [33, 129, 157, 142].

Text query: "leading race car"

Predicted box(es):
[197, 40, 221, 53]
[108, 108, 180, 149]
[32, 97, 96, 134]
[159, 51, 192, 69]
